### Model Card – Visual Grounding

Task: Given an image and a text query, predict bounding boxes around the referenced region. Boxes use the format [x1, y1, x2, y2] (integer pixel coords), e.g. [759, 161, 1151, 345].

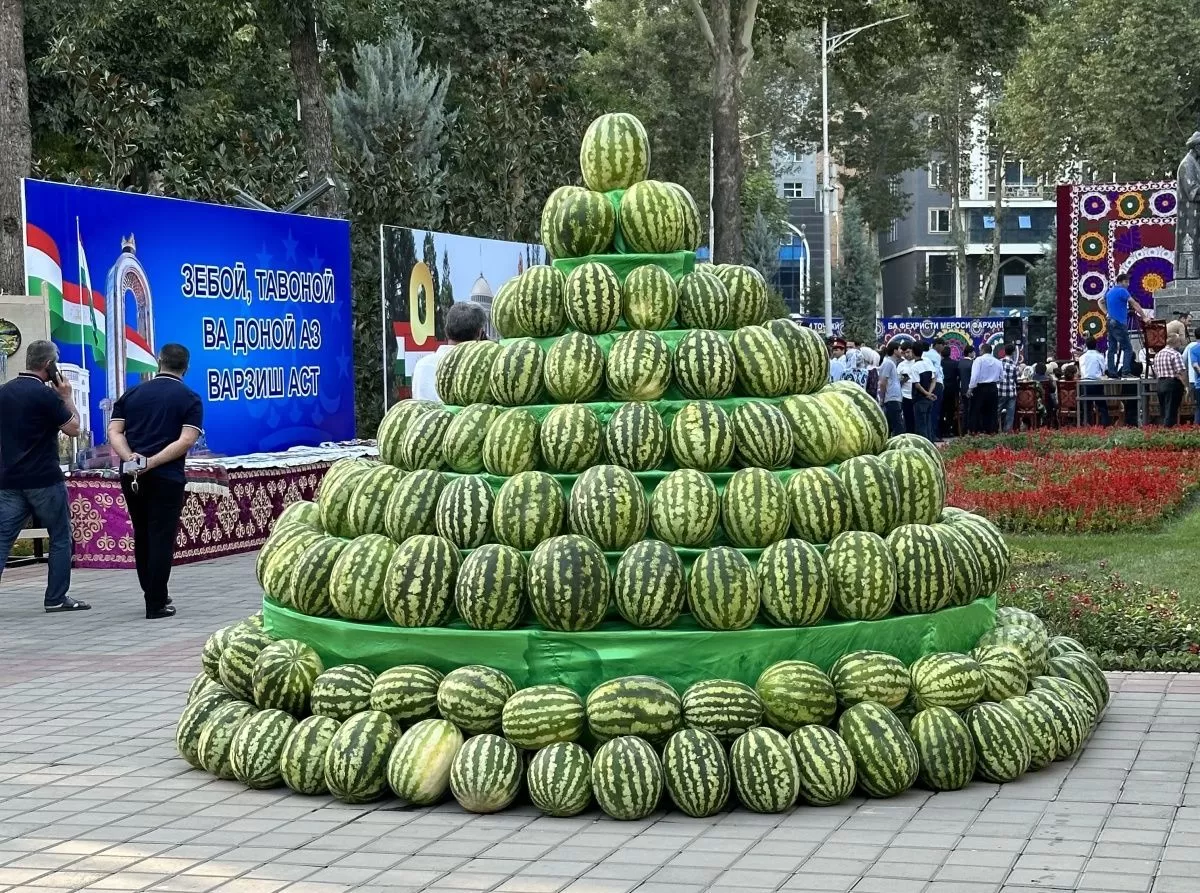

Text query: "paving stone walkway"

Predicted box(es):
[2, 555, 1199, 893]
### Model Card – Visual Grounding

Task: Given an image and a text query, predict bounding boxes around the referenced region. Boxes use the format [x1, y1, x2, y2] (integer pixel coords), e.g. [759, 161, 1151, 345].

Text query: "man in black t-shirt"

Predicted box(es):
[107, 344, 203, 619]
[0, 340, 91, 612]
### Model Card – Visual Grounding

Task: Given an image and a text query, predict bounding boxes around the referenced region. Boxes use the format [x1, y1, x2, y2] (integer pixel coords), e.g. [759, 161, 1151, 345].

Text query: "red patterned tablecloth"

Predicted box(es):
[68, 462, 330, 569]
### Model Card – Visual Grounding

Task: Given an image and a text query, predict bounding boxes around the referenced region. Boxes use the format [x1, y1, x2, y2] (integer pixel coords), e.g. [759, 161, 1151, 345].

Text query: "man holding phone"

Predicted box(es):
[0, 340, 91, 612]
[107, 344, 203, 620]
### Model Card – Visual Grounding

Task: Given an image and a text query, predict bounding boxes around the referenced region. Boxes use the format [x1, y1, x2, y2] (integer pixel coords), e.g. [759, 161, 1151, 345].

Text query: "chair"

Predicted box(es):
[1057, 380, 1079, 426]
[1016, 383, 1039, 430]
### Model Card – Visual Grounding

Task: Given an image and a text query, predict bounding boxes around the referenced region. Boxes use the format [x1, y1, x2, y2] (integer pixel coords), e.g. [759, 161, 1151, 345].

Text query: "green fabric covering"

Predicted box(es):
[263, 596, 997, 695]
[446, 394, 789, 426]
[553, 251, 697, 283]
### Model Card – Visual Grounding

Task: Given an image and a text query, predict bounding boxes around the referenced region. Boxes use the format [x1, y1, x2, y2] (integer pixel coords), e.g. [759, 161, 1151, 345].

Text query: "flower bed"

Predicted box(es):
[944, 426, 1200, 458]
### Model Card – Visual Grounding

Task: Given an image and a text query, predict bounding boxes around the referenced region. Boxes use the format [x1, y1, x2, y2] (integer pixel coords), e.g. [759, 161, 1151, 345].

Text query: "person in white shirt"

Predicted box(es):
[1077, 336, 1109, 426]
[910, 342, 938, 440]
[897, 344, 916, 434]
[967, 343, 1004, 433]
[828, 338, 849, 383]
[410, 302, 488, 403]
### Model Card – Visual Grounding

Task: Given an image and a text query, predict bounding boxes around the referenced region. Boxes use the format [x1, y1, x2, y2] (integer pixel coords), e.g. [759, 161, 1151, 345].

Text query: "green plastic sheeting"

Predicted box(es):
[552, 251, 697, 282]
[263, 596, 997, 695]
[446, 394, 790, 426]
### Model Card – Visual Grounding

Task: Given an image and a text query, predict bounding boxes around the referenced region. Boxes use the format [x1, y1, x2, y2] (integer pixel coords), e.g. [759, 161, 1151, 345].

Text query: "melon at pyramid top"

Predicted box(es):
[580, 112, 651, 192]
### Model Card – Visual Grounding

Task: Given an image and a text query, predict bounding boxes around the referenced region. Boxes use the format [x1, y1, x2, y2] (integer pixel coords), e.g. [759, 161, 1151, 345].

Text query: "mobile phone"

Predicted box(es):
[47, 360, 60, 383]
[121, 456, 148, 475]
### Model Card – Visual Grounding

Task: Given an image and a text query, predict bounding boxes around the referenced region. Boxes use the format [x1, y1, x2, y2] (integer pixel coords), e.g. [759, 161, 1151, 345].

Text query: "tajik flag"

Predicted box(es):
[76, 223, 106, 363]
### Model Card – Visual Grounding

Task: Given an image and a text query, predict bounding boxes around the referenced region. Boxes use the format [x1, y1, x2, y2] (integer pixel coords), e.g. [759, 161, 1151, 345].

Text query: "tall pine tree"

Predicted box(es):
[832, 197, 878, 345]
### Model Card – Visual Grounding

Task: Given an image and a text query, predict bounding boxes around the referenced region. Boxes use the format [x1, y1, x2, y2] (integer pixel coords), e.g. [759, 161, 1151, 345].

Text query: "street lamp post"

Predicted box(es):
[821, 12, 911, 330]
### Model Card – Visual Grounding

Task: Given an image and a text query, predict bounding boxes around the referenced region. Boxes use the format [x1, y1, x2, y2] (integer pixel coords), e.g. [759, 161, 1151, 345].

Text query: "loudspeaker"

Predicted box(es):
[1026, 315, 1048, 364]
[1003, 316, 1023, 346]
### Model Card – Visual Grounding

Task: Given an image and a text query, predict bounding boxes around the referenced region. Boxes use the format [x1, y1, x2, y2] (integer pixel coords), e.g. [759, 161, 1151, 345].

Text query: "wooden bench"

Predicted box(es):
[7, 527, 49, 567]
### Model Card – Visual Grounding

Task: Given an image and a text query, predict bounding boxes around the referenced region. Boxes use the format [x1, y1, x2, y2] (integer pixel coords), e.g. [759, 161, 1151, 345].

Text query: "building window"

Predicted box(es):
[888, 177, 901, 197]
[886, 220, 899, 243]
[927, 254, 956, 314]
[928, 208, 952, 234]
[782, 181, 804, 199]
[928, 161, 949, 191]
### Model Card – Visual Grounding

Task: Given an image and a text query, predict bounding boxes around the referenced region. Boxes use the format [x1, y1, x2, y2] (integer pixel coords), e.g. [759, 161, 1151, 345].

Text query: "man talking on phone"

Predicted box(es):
[0, 340, 90, 612]
[107, 344, 203, 619]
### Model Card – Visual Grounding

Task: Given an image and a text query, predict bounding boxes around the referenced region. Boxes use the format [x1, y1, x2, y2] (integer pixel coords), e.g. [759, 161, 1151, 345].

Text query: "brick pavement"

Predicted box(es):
[2, 554, 1199, 893]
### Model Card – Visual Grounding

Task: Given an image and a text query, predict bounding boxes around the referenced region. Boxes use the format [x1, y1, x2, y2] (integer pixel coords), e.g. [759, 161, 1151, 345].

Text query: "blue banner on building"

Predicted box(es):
[22, 179, 354, 455]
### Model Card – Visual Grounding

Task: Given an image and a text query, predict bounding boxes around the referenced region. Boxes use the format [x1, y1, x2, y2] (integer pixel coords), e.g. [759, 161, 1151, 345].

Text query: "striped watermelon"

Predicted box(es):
[688, 546, 760, 631]
[681, 680, 764, 743]
[580, 112, 650, 192]
[490, 278, 526, 339]
[261, 527, 323, 604]
[830, 651, 911, 709]
[673, 329, 736, 400]
[669, 400, 735, 471]
[1049, 653, 1108, 713]
[482, 408, 540, 476]
[910, 653, 985, 711]
[543, 331, 605, 403]
[878, 449, 945, 526]
[1030, 676, 1098, 727]
[527, 742, 593, 817]
[731, 326, 789, 397]
[716, 265, 768, 328]
[279, 715, 340, 795]
[662, 728, 731, 818]
[971, 644, 1030, 702]
[541, 185, 616, 259]
[786, 466, 852, 544]
[370, 665, 443, 724]
[329, 534, 397, 622]
[383, 534, 460, 627]
[317, 462, 370, 538]
[789, 726, 857, 806]
[780, 395, 840, 467]
[493, 470, 565, 550]
[827, 382, 889, 454]
[887, 523, 954, 615]
[1000, 696, 1060, 771]
[489, 340, 545, 407]
[276, 500, 322, 532]
[252, 639, 323, 715]
[721, 467, 789, 549]
[586, 675, 682, 745]
[230, 709, 296, 789]
[837, 455, 900, 536]
[310, 665, 376, 722]
[501, 684, 586, 748]
[592, 736, 663, 820]
[527, 534, 611, 632]
[188, 672, 219, 703]
[201, 626, 235, 681]
[377, 401, 439, 468]
[512, 266, 566, 338]
[935, 524, 985, 607]
[195, 700, 256, 779]
[568, 465, 648, 551]
[757, 538, 830, 627]
[450, 734, 523, 813]
[286, 537, 350, 617]
[884, 433, 945, 473]
[976, 624, 1047, 677]
[943, 511, 1010, 593]
[384, 469, 445, 543]
[435, 475, 494, 549]
[677, 269, 731, 329]
[219, 627, 274, 702]
[324, 710, 400, 803]
[607, 330, 671, 401]
[732, 402, 794, 469]
[604, 402, 666, 471]
[767, 319, 830, 395]
[176, 687, 240, 769]
[825, 531, 897, 621]
[399, 408, 453, 471]
[622, 264, 678, 330]
[434, 342, 469, 403]
[447, 341, 501, 406]
[1048, 635, 1087, 658]
[910, 706, 976, 791]
[540, 404, 603, 473]
[613, 539, 686, 629]
[455, 544, 526, 630]
[649, 469, 719, 548]
[963, 702, 1031, 783]
[437, 665, 515, 735]
[756, 660, 838, 731]
[619, 180, 685, 253]
[730, 727, 800, 813]
[564, 262, 622, 335]
[997, 606, 1049, 639]
[837, 702, 920, 798]
[386, 718, 463, 805]
[1024, 689, 1087, 760]
[665, 182, 702, 251]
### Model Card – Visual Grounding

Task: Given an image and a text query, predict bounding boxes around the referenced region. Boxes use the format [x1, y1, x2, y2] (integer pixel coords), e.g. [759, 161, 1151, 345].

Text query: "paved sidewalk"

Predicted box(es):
[1, 555, 1199, 893]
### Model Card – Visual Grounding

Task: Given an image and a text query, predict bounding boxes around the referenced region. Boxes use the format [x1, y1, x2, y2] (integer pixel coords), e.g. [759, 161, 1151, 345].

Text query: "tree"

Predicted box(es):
[1026, 233, 1057, 350]
[832, 196, 877, 343]
[1000, 0, 1200, 181]
[909, 272, 941, 317]
[744, 205, 781, 296]
[0, 0, 30, 294]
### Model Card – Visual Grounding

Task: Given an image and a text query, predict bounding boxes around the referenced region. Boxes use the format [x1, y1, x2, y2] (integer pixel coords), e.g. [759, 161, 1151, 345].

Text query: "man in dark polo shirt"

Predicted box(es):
[107, 343, 203, 619]
[0, 340, 91, 612]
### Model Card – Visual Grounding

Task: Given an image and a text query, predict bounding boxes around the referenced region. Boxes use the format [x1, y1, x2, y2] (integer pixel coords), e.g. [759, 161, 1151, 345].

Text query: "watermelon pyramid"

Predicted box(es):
[178, 112, 1108, 819]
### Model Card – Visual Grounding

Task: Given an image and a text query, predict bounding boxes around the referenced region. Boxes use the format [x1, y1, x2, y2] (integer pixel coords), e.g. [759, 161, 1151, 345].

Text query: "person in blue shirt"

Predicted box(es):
[1188, 326, 1200, 424]
[1103, 274, 1148, 377]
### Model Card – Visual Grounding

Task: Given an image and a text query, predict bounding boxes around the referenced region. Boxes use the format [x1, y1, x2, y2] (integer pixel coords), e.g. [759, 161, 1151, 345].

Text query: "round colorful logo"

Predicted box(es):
[1152, 189, 1178, 217]
[1117, 192, 1146, 219]
[1078, 310, 1107, 340]
[1078, 271, 1108, 299]
[1077, 231, 1107, 261]
[0, 318, 19, 358]
[1080, 192, 1111, 220]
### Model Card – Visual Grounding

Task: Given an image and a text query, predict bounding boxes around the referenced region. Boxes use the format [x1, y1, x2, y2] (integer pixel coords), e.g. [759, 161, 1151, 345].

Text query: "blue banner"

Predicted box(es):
[22, 180, 354, 455]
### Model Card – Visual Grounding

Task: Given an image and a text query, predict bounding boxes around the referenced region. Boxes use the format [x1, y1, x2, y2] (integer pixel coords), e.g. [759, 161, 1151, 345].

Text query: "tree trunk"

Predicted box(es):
[0, 0, 30, 295]
[979, 147, 1006, 313]
[710, 2, 743, 265]
[288, 3, 340, 217]
[948, 133, 969, 314]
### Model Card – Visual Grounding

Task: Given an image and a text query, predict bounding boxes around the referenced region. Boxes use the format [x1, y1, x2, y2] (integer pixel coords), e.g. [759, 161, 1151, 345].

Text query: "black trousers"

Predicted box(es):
[121, 475, 186, 612]
[902, 398, 915, 434]
[960, 393, 971, 434]
[941, 388, 959, 437]
[974, 382, 999, 434]
[1158, 378, 1183, 427]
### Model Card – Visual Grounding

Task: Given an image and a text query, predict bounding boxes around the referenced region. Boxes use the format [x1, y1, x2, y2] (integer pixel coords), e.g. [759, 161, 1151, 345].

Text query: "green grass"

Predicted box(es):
[1009, 505, 1200, 598]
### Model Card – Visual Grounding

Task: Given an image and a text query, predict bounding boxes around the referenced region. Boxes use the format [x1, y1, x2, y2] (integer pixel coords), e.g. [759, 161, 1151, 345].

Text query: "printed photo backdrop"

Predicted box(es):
[878, 317, 1011, 360]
